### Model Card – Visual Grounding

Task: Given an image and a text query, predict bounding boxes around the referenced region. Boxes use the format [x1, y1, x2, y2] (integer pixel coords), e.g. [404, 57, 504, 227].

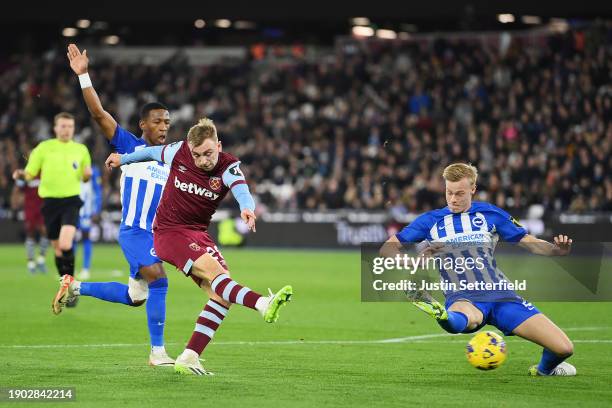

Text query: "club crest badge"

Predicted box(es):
[209, 176, 222, 191]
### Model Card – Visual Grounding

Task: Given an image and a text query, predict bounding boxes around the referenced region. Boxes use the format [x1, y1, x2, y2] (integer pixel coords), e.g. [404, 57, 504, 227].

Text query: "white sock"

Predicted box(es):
[72, 280, 81, 295]
[151, 345, 166, 354]
[255, 296, 270, 312]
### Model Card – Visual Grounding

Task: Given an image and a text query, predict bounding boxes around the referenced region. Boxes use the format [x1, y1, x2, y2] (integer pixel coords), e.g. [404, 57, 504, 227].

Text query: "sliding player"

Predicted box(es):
[382, 163, 576, 376]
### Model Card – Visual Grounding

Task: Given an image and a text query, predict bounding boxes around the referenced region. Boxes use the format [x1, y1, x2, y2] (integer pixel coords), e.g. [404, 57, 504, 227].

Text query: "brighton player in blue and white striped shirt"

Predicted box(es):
[383, 163, 576, 376]
[57, 44, 174, 366]
[75, 164, 103, 281]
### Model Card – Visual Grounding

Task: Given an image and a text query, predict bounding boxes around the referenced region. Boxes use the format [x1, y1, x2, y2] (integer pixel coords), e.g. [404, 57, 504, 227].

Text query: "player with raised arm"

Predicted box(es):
[382, 163, 576, 376]
[52, 43, 174, 366]
[104, 118, 293, 376]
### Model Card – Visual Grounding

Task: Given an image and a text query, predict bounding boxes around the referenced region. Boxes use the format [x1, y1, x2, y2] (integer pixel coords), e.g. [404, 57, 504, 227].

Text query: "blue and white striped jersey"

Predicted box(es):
[80, 165, 102, 218]
[396, 201, 528, 302]
[110, 126, 170, 231]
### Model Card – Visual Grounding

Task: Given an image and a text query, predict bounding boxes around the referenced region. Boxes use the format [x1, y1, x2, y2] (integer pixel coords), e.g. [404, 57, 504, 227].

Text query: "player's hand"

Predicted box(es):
[82, 166, 93, 182]
[553, 234, 572, 256]
[67, 43, 89, 75]
[12, 169, 25, 180]
[105, 153, 122, 170]
[241, 208, 257, 232]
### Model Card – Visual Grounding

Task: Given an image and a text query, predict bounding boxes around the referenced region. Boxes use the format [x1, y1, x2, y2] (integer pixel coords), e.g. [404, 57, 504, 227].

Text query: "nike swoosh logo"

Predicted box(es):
[438, 225, 445, 230]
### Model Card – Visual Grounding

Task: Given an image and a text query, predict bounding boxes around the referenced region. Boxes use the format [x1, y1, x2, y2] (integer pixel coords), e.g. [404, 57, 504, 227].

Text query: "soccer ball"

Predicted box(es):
[466, 331, 507, 370]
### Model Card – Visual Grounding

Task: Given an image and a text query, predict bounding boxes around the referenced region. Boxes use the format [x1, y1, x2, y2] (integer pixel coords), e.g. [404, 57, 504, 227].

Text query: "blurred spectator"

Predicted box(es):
[0, 23, 610, 216]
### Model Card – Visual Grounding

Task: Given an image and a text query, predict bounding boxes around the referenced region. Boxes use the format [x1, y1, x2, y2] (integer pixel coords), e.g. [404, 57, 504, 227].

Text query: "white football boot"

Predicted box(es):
[174, 349, 214, 376]
[149, 347, 175, 367]
[529, 361, 577, 376]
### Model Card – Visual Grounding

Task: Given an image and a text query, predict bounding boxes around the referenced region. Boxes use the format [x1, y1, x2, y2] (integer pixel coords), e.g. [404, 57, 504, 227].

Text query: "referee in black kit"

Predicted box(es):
[13, 112, 92, 307]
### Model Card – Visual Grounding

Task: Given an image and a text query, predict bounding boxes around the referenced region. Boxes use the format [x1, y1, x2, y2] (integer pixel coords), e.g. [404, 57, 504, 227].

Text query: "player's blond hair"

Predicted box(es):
[187, 118, 218, 146]
[442, 163, 478, 185]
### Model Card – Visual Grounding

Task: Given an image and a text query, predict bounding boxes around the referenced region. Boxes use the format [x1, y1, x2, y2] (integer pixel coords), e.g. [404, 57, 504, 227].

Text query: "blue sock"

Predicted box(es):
[80, 282, 133, 305]
[437, 311, 469, 334]
[146, 278, 168, 347]
[537, 348, 568, 375]
[82, 238, 92, 269]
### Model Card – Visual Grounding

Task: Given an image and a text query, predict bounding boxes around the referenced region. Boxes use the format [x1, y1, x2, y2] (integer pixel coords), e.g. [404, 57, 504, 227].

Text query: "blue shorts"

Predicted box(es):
[446, 299, 541, 336]
[118, 226, 161, 278]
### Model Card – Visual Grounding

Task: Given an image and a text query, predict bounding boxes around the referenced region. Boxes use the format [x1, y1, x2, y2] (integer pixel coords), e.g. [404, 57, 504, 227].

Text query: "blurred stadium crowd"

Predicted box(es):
[0, 23, 610, 218]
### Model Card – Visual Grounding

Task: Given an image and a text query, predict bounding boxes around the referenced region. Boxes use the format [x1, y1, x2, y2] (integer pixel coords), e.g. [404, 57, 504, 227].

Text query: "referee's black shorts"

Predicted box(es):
[40, 196, 83, 240]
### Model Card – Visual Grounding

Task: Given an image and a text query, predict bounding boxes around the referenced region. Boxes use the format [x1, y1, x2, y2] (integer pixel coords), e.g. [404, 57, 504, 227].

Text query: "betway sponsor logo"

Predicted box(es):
[174, 176, 219, 200]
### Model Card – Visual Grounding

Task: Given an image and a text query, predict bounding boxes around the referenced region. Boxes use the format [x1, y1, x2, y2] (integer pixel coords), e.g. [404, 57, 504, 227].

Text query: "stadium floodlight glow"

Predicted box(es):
[497, 14, 515, 24]
[351, 17, 370, 26]
[352, 26, 374, 37]
[76, 19, 91, 29]
[398, 32, 411, 40]
[550, 18, 569, 33]
[62, 27, 78, 37]
[234, 20, 256, 29]
[376, 29, 397, 40]
[104, 35, 120, 45]
[214, 19, 231, 28]
[194, 19, 206, 29]
[521, 15, 542, 25]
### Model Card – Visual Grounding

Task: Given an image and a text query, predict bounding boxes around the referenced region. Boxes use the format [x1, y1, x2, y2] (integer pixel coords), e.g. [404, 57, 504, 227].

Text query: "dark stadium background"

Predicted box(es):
[1, 1, 610, 247]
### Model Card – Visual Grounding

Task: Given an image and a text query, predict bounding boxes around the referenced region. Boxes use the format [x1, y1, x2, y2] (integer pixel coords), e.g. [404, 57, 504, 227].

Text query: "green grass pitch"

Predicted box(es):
[0, 244, 611, 407]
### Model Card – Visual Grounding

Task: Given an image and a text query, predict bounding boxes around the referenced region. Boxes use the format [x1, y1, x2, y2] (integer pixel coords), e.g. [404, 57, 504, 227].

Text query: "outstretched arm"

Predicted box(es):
[105, 142, 182, 168]
[67, 43, 117, 140]
[518, 234, 572, 256]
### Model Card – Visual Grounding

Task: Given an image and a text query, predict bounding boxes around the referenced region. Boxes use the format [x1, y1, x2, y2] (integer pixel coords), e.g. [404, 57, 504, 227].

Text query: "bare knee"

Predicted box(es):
[554, 340, 574, 358]
[192, 253, 229, 282]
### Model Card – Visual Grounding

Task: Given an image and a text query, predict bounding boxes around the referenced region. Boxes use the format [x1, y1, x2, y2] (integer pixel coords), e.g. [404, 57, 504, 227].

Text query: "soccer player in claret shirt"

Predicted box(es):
[382, 163, 576, 376]
[12, 177, 49, 274]
[104, 118, 293, 375]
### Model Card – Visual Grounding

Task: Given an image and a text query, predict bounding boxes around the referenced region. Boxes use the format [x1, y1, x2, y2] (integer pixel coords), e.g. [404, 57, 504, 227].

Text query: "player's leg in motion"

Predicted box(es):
[52, 228, 173, 365]
[196, 252, 292, 321]
[410, 292, 481, 334]
[53, 225, 77, 278]
[174, 252, 292, 376]
[512, 314, 575, 376]
[176, 278, 230, 376]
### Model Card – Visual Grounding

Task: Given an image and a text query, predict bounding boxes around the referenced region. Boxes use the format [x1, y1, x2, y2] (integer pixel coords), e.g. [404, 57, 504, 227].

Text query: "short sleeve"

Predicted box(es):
[81, 145, 92, 168]
[489, 205, 527, 242]
[109, 125, 143, 154]
[24, 144, 43, 177]
[396, 213, 431, 243]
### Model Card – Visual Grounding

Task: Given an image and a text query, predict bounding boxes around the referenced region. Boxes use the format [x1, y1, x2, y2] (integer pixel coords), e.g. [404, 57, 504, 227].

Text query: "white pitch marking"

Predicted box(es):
[1, 327, 610, 349]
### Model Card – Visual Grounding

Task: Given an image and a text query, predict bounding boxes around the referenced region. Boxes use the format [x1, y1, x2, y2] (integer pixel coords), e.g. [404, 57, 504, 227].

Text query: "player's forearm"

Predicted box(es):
[81, 86, 117, 139]
[231, 184, 255, 212]
[379, 236, 403, 258]
[120, 146, 164, 165]
[519, 236, 560, 256]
